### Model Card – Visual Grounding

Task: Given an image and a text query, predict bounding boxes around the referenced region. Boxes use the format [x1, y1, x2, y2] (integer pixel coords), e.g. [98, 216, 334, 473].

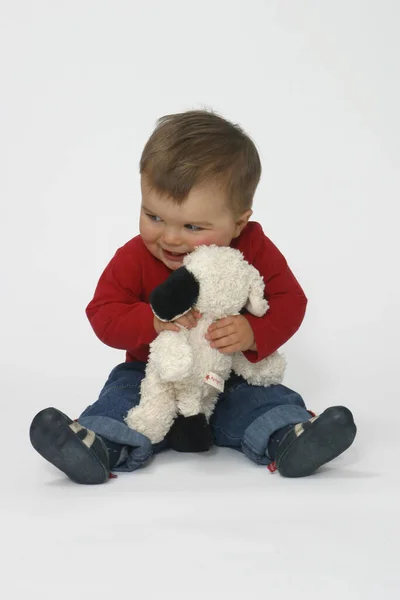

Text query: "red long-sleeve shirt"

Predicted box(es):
[86, 222, 307, 364]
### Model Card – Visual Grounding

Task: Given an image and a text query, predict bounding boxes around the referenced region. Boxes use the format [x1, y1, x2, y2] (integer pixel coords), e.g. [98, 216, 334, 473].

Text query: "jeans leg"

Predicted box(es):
[210, 376, 312, 465]
[78, 362, 167, 472]
[101, 438, 127, 470]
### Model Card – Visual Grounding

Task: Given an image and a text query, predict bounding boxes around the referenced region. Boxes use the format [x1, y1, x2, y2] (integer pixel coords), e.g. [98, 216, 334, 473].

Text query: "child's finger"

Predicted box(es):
[175, 314, 195, 329]
[187, 313, 198, 327]
[210, 333, 238, 349]
[208, 317, 232, 332]
[217, 343, 241, 355]
[207, 324, 235, 341]
[183, 314, 196, 328]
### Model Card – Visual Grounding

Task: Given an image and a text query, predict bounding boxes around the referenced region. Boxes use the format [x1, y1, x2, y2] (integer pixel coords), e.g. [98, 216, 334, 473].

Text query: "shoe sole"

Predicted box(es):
[276, 406, 357, 478]
[30, 408, 109, 484]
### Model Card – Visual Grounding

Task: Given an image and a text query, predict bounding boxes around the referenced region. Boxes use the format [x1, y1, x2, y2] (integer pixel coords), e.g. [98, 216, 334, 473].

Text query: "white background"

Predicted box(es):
[1, 1, 399, 599]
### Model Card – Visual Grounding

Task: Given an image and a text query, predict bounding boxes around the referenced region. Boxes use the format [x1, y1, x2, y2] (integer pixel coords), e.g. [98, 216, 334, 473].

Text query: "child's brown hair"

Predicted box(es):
[140, 110, 261, 215]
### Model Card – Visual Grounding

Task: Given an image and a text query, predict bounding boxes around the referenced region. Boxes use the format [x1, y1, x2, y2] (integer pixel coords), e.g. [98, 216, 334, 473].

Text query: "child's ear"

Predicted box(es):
[233, 209, 253, 238]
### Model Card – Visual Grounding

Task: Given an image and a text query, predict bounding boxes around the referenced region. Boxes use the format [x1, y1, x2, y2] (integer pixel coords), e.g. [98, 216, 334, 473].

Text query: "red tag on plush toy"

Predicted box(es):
[205, 372, 225, 392]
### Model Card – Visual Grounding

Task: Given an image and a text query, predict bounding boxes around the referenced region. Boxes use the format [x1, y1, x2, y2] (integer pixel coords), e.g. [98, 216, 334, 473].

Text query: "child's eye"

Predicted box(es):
[185, 224, 203, 232]
[147, 213, 162, 223]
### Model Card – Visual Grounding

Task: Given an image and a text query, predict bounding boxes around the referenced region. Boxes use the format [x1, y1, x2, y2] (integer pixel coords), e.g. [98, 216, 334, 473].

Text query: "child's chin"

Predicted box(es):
[166, 260, 184, 270]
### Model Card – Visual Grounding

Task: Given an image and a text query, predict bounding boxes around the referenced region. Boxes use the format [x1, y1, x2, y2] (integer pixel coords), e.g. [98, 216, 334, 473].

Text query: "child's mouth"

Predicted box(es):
[163, 249, 186, 262]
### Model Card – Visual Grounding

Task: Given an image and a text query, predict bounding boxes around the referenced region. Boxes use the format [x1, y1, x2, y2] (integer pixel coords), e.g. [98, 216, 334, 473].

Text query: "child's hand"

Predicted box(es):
[205, 315, 255, 354]
[153, 316, 180, 335]
[153, 310, 202, 335]
[173, 309, 202, 329]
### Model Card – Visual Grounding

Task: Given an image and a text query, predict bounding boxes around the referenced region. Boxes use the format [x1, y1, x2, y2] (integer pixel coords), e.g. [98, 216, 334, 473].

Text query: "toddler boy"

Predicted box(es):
[30, 110, 356, 484]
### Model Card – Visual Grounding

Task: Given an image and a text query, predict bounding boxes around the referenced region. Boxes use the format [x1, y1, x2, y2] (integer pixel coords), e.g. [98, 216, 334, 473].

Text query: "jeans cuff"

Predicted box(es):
[79, 416, 153, 472]
[242, 405, 312, 465]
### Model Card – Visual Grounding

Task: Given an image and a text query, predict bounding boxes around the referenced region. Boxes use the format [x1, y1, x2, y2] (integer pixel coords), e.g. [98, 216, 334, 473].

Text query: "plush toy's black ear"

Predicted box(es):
[150, 267, 200, 322]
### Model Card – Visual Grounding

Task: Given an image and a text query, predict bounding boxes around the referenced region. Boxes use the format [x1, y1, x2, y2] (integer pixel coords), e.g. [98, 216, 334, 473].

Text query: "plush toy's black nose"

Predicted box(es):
[150, 266, 200, 322]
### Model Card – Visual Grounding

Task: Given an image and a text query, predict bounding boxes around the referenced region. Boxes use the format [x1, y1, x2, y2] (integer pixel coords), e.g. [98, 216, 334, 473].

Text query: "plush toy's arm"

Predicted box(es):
[149, 328, 194, 382]
[245, 264, 269, 317]
[231, 351, 287, 386]
[150, 267, 200, 322]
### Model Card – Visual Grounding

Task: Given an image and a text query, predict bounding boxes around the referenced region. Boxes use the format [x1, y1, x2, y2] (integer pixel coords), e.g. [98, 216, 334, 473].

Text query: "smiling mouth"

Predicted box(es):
[162, 249, 186, 261]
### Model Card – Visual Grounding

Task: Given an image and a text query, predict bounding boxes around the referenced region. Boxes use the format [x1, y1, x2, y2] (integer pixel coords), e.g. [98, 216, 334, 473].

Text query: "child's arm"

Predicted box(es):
[85, 245, 156, 351]
[242, 233, 308, 363]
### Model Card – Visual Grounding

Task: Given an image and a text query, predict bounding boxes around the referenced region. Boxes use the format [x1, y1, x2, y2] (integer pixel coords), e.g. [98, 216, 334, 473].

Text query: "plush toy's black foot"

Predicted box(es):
[167, 414, 213, 452]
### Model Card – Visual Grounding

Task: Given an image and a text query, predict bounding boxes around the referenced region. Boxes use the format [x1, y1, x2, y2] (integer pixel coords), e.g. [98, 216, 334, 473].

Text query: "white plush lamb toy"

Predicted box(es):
[125, 245, 286, 452]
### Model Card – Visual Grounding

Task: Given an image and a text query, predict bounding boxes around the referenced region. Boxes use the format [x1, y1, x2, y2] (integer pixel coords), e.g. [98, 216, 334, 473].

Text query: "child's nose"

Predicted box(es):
[163, 228, 182, 247]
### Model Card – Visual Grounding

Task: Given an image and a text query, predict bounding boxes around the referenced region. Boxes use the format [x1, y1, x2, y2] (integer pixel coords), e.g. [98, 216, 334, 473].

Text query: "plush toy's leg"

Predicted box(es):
[125, 372, 177, 444]
[167, 387, 213, 452]
[201, 388, 220, 421]
[231, 351, 286, 386]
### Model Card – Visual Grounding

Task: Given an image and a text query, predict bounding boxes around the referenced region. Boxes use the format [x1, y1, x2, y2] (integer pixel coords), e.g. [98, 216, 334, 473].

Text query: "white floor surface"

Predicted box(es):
[3, 407, 399, 600]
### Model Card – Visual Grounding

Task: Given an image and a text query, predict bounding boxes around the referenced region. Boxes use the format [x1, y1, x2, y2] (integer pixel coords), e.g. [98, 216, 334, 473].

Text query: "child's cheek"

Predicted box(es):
[193, 236, 210, 246]
[194, 232, 226, 247]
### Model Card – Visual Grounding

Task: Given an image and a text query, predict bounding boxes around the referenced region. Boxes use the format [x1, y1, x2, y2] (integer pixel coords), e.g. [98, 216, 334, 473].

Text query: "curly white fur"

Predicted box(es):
[125, 246, 286, 443]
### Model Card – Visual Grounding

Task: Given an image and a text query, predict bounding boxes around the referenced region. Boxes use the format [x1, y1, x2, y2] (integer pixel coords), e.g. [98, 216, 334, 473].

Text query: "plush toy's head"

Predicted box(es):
[183, 245, 267, 319]
[150, 245, 269, 322]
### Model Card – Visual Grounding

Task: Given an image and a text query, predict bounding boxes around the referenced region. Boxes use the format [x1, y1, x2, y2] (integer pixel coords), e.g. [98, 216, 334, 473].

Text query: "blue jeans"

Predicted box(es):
[79, 362, 312, 472]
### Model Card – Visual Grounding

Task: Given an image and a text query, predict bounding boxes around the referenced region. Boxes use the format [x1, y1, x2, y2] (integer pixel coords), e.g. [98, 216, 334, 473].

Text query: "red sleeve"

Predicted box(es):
[85, 245, 157, 351]
[241, 229, 308, 363]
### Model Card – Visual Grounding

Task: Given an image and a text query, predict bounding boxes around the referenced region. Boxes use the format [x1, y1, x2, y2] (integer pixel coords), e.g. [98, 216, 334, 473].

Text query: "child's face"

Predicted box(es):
[140, 177, 252, 270]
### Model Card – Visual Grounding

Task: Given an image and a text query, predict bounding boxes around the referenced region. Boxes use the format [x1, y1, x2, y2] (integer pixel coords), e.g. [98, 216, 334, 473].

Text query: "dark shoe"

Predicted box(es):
[276, 406, 357, 478]
[30, 407, 110, 484]
[167, 414, 213, 452]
